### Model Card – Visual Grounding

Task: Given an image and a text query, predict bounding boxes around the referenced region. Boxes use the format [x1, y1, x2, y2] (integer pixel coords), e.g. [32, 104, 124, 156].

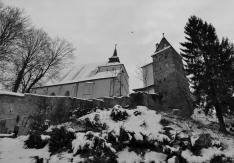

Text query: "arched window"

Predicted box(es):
[50, 92, 55, 96]
[65, 91, 70, 96]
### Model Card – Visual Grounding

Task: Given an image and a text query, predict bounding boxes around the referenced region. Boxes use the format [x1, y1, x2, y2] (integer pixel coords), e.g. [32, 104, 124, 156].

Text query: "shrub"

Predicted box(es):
[70, 107, 95, 119]
[25, 132, 48, 149]
[82, 117, 107, 132]
[192, 133, 212, 155]
[133, 110, 141, 116]
[32, 156, 44, 163]
[210, 155, 233, 163]
[73, 132, 117, 162]
[110, 106, 129, 121]
[107, 132, 117, 144]
[118, 127, 131, 143]
[49, 126, 76, 154]
[29, 114, 49, 132]
[160, 118, 171, 126]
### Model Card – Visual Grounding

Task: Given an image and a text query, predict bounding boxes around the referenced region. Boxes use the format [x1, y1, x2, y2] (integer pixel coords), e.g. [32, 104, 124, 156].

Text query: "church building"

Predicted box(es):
[134, 36, 193, 116]
[32, 46, 129, 99]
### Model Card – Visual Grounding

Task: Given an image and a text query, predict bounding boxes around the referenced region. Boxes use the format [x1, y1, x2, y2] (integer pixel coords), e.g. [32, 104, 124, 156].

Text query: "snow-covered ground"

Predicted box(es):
[0, 105, 234, 163]
[0, 136, 49, 163]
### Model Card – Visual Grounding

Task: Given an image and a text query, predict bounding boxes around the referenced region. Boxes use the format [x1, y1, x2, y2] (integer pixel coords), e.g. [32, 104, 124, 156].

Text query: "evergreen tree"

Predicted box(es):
[181, 16, 234, 132]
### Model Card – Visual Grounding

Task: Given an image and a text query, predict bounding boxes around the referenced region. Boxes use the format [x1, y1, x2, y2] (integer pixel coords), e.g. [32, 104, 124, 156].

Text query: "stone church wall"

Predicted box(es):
[0, 92, 160, 135]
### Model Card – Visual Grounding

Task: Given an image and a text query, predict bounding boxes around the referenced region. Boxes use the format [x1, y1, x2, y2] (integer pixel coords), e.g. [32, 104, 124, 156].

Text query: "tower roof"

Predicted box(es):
[152, 35, 182, 59]
[108, 44, 120, 63]
[155, 36, 172, 53]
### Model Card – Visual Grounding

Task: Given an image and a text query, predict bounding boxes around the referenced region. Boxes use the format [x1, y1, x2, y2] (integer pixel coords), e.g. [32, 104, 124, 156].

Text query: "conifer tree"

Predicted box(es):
[181, 16, 234, 132]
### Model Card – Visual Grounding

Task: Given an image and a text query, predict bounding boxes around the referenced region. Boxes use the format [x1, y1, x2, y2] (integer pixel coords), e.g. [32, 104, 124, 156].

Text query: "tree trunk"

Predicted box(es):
[25, 74, 44, 93]
[209, 81, 227, 133]
[12, 70, 24, 92]
[214, 103, 227, 133]
[12, 63, 27, 92]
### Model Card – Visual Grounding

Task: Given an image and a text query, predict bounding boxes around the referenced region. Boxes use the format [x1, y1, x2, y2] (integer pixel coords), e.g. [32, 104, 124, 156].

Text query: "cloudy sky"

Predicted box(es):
[2, 0, 234, 90]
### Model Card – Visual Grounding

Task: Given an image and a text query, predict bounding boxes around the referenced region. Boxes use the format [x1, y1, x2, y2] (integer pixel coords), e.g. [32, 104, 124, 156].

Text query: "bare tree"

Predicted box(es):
[11, 28, 49, 92]
[22, 37, 75, 93]
[9, 27, 74, 93]
[0, 6, 28, 61]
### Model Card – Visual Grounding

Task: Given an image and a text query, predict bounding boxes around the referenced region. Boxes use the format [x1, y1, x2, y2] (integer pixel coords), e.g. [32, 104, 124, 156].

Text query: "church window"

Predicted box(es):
[65, 91, 70, 96]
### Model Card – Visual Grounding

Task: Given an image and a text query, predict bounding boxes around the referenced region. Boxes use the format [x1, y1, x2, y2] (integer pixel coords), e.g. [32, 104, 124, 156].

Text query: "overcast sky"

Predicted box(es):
[2, 0, 234, 90]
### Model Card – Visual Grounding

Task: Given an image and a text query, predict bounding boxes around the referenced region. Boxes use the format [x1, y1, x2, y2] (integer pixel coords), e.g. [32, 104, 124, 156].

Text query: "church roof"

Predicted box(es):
[33, 45, 128, 88]
[40, 62, 123, 87]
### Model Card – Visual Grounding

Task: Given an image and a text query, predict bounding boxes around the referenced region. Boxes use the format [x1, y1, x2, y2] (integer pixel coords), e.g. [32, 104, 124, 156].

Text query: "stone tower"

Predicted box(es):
[152, 37, 193, 117]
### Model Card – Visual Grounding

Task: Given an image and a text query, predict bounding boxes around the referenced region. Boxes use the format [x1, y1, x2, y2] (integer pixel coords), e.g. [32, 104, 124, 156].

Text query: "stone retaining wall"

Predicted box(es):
[0, 92, 160, 135]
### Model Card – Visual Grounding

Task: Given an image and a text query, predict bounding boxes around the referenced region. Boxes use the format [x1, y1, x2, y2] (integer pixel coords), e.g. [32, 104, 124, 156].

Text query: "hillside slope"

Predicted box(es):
[0, 105, 234, 163]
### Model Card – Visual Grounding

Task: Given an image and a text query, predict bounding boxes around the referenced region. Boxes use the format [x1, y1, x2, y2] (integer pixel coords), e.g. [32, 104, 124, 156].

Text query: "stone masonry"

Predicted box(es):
[0, 92, 160, 135]
[152, 37, 193, 117]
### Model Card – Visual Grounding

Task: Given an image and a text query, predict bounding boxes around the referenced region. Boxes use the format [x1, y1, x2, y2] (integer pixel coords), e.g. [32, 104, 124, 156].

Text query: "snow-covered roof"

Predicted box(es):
[41, 62, 123, 87]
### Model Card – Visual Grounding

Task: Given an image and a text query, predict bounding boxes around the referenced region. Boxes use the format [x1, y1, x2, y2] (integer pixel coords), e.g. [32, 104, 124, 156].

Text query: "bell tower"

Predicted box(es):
[108, 44, 120, 63]
[152, 36, 193, 117]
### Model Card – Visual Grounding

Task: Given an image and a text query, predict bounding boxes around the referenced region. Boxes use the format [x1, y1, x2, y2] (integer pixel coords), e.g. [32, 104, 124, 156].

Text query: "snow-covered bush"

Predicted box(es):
[49, 126, 75, 154]
[72, 131, 117, 162]
[210, 155, 233, 163]
[75, 105, 172, 156]
[29, 114, 50, 132]
[7, 105, 233, 162]
[25, 132, 49, 149]
[81, 116, 107, 132]
[118, 127, 131, 143]
[70, 107, 96, 119]
[159, 118, 171, 126]
[110, 105, 129, 121]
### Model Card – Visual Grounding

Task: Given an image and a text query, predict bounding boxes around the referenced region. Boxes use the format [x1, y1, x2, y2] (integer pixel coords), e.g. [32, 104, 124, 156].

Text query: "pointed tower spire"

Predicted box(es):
[108, 44, 120, 63]
[113, 44, 117, 56]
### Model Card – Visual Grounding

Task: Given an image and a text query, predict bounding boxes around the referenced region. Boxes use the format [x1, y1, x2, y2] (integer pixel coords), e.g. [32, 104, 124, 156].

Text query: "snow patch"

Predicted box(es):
[182, 147, 224, 163]
[117, 148, 142, 163]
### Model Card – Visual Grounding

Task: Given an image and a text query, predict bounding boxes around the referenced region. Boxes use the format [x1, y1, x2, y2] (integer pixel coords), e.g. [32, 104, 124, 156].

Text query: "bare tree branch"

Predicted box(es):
[0, 6, 28, 61]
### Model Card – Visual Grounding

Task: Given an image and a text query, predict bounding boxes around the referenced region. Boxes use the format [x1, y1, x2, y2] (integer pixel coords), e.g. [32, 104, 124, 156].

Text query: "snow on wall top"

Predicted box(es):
[0, 90, 24, 96]
[42, 61, 123, 87]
